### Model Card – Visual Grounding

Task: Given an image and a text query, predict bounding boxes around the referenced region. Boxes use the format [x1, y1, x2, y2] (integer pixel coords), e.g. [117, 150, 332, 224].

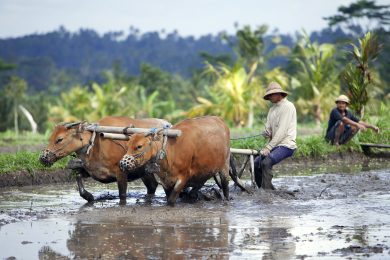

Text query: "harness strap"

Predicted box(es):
[86, 124, 98, 155]
[123, 124, 134, 134]
[155, 134, 168, 161]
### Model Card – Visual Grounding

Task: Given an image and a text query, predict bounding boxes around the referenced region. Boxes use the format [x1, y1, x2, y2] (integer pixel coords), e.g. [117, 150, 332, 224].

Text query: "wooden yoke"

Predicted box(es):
[84, 125, 182, 140]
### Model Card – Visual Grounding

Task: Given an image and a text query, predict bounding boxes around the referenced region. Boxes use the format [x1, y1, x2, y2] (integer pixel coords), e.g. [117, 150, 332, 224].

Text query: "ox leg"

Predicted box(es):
[219, 171, 230, 200]
[141, 173, 158, 195]
[167, 179, 187, 206]
[76, 174, 94, 202]
[116, 173, 128, 205]
[214, 175, 223, 190]
[164, 186, 174, 198]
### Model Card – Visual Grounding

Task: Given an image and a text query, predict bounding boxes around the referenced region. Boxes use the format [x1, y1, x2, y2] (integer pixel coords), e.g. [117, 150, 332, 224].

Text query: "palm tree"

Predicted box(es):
[187, 62, 263, 127]
[289, 33, 340, 126]
[4, 76, 27, 135]
[220, 25, 290, 127]
[341, 31, 382, 118]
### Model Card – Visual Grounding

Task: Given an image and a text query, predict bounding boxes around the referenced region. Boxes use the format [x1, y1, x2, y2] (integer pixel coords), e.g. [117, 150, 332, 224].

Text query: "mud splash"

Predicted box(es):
[1, 167, 390, 259]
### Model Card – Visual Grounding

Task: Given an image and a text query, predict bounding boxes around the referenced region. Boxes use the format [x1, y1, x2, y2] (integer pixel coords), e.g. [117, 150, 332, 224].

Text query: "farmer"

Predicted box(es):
[325, 95, 380, 146]
[254, 82, 297, 190]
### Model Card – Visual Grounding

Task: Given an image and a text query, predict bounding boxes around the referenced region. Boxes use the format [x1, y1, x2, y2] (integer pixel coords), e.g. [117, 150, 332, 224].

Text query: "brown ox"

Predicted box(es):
[39, 116, 168, 203]
[119, 116, 230, 206]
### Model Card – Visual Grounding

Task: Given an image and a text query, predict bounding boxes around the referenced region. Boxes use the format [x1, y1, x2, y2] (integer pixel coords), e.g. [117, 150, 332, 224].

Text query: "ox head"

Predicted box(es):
[119, 131, 161, 173]
[39, 122, 87, 166]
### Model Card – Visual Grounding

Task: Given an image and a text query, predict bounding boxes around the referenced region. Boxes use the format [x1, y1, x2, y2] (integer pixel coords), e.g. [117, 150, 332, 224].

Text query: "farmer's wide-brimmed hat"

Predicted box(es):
[263, 82, 288, 100]
[335, 95, 350, 104]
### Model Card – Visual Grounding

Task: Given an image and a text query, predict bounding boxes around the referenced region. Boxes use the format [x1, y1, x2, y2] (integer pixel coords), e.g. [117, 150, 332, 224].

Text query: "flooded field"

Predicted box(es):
[1, 164, 390, 259]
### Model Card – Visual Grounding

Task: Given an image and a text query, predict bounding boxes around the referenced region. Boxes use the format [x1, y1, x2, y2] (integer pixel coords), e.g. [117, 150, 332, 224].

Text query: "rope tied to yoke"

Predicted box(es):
[145, 125, 170, 175]
[86, 123, 98, 155]
[230, 132, 268, 141]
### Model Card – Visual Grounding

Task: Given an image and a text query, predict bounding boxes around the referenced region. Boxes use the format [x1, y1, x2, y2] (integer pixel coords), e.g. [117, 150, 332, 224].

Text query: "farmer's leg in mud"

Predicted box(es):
[260, 157, 275, 190]
[254, 156, 263, 188]
[261, 146, 295, 190]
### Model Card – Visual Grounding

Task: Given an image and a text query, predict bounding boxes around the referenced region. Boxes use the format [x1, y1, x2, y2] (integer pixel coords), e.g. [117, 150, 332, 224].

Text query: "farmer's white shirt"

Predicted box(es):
[263, 98, 297, 150]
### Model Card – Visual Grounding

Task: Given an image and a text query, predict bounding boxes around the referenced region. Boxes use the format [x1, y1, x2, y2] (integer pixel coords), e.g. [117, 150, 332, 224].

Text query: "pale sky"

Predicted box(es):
[0, 0, 388, 39]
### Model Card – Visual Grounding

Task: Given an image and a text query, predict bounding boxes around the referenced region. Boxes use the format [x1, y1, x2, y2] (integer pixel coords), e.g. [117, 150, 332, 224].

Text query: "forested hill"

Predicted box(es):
[0, 26, 348, 92]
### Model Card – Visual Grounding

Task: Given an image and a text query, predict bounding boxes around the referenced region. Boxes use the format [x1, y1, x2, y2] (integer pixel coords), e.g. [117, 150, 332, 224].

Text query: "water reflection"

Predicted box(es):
[59, 219, 228, 259]
[228, 219, 296, 259]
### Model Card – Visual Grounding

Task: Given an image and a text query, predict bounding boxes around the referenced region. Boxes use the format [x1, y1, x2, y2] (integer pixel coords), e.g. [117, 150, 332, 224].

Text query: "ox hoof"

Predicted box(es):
[167, 200, 176, 207]
[81, 193, 94, 203]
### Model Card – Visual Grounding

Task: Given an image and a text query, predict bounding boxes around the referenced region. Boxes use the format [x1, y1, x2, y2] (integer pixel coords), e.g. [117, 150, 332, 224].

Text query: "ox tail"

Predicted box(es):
[229, 155, 251, 193]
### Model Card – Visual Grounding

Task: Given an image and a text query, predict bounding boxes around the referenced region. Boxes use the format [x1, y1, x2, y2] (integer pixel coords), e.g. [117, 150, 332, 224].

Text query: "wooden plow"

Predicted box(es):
[84, 124, 254, 192]
[230, 148, 258, 188]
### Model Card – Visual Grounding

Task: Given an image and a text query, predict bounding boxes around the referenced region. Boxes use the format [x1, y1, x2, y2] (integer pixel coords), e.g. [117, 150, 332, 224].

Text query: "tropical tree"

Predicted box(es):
[187, 61, 283, 127]
[325, 0, 390, 104]
[341, 31, 382, 118]
[220, 25, 290, 127]
[324, 0, 390, 34]
[48, 85, 91, 122]
[3, 76, 27, 135]
[288, 33, 340, 125]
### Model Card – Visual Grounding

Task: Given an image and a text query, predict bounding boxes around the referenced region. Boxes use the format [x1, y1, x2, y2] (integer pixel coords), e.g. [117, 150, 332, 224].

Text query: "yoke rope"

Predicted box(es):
[230, 134, 264, 141]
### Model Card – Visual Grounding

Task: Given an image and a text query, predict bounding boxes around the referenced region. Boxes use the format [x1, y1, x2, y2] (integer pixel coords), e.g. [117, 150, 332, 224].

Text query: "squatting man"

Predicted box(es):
[325, 95, 379, 146]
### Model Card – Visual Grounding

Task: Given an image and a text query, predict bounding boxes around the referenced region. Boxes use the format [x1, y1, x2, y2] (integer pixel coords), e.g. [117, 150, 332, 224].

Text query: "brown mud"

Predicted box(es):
[1, 160, 390, 258]
[1, 146, 390, 259]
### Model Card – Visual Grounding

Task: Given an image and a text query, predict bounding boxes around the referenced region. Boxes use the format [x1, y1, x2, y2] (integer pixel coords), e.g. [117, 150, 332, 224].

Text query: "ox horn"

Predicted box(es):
[64, 121, 82, 129]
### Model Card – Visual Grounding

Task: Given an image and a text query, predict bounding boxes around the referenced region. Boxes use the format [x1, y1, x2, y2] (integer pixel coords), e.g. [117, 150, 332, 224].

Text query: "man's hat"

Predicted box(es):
[263, 82, 288, 100]
[335, 95, 350, 104]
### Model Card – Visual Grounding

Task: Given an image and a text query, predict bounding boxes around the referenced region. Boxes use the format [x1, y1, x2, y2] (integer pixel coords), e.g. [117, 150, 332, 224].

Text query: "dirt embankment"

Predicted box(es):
[0, 169, 74, 188]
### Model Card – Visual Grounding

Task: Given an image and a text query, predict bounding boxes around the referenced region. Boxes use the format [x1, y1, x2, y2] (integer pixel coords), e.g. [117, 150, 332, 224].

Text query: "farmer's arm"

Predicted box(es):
[341, 117, 366, 130]
[358, 121, 380, 133]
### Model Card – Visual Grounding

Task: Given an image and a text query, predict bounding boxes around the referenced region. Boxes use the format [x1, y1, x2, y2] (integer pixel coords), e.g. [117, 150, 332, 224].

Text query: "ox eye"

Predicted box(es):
[136, 145, 143, 150]
[56, 137, 64, 144]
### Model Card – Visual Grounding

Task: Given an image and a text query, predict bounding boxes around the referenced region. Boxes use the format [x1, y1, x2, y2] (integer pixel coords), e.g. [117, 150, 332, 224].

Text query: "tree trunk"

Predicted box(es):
[19, 105, 37, 133]
[246, 61, 258, 128]
[246, 62, 258, 85]
[14, 104, 19, 136]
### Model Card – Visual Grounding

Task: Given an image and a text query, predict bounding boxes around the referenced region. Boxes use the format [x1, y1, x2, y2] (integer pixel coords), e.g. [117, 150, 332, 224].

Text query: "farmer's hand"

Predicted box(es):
[373, 125, 380, 133]
[260, 148, 270, 156]
[357, 123, 367, 131]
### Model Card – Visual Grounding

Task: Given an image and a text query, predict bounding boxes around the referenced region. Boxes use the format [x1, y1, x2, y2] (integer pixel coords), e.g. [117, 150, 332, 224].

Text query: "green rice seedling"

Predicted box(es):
[0, 151, 69, 174]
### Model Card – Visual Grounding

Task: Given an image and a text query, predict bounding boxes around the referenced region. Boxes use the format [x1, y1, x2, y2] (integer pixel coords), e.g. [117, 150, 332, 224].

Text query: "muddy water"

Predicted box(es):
[1, 167, 390, 259]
